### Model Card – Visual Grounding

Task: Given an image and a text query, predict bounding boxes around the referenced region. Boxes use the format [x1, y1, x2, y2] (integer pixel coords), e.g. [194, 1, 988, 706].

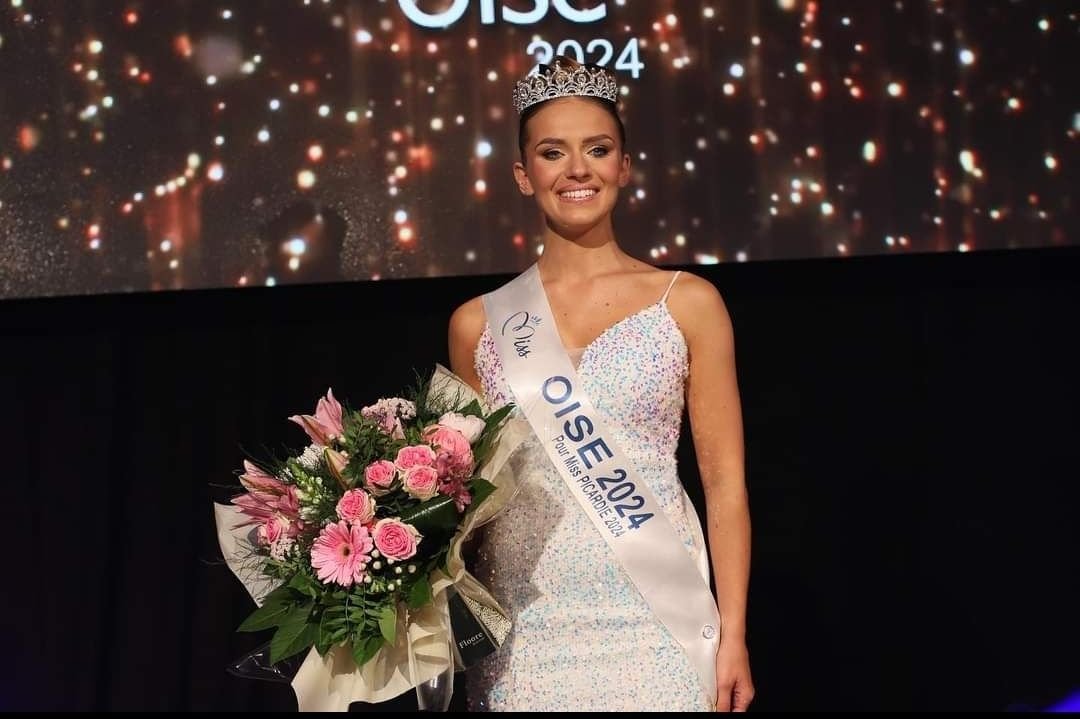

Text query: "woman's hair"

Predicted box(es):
[516, 56, 627, 162]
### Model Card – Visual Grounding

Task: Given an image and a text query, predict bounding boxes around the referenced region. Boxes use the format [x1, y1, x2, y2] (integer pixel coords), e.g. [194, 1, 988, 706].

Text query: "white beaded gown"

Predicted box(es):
[466, 277, 715, 712]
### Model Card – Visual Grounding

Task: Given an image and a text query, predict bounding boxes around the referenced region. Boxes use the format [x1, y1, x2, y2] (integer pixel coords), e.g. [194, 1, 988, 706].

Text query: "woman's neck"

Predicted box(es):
[537, 220, 634, 282]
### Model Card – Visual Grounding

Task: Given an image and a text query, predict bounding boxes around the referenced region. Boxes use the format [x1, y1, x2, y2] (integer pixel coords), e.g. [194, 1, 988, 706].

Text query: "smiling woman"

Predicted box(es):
[446, 57, 755, 712]
[512, 90, 630, 247]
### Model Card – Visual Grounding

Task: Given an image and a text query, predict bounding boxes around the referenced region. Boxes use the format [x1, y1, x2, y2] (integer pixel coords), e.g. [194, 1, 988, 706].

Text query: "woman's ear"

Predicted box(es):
[513, 162, 535, 196]
[618, 152, 631, 188]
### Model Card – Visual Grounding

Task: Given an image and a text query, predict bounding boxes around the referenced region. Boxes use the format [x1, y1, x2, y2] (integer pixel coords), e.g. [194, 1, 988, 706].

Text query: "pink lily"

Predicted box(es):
[288, 388, 345, 446]
[238, 460, 289, 494]
[232, 461, 303, 532]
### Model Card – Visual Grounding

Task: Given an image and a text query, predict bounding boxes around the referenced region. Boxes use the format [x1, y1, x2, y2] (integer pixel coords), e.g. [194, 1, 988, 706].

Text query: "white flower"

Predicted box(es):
[391, 398, 417, 420]
[297, 444, 323, 470]
[438, 412, 486, 443]
[270, 536, 295, 562]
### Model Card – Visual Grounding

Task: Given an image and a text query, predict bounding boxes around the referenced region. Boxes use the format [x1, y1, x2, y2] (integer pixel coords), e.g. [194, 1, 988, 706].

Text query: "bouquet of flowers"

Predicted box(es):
[214, 366, 525, 711]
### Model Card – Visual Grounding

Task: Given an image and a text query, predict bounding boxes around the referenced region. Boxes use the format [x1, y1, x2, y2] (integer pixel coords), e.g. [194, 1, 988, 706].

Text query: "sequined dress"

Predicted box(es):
[466, 274, 714, 711]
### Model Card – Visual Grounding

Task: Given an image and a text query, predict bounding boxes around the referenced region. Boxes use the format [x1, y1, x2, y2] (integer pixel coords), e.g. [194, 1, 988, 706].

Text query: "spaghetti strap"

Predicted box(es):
[660, 271, 682, 304]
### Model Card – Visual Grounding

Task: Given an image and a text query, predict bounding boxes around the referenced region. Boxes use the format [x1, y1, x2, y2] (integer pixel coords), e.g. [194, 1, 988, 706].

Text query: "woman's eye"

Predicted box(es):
[542, 150, 562, 160]
[589, 146, 610, 157]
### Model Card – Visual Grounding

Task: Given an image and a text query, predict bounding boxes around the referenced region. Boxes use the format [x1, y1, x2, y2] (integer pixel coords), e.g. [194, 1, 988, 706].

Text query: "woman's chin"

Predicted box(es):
[548, 220, 609, 242]
[544, 205, 615, 235]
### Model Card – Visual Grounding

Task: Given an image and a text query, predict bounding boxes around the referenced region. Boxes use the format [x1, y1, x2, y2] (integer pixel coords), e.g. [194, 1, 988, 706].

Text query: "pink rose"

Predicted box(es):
[423, 426, 471, 457]
[423, 426, 475, 479]
[336, 489, 376, 525]
[395, 444, 436, 472]
[372, 518, 421, 562]
[364, 460, 397, 494]
[257, 516, 287, 545]
[403, 465, 439, 500]
[437, 412, 486, 443]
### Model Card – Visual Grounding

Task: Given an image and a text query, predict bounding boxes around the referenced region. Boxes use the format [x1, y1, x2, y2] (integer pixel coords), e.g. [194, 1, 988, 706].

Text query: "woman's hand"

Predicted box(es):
[714, 638, 754, 712]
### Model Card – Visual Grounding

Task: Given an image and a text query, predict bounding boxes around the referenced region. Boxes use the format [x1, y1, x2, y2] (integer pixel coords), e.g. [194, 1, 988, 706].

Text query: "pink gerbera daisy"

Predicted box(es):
[310, 521, 373, 587]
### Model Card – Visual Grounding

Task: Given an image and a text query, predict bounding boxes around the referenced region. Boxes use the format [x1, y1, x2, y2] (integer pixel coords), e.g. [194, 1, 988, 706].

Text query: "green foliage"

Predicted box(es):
[468, 478, 497, 509]
[399, 493, 463, 535]
[270, 600, 316, 663]
[377, 605, 398, 645]
[237, 585, 295, 633]
[407, 575, 432, 609]
[351, 634, 384, 667]
[341, 416, 396, 485]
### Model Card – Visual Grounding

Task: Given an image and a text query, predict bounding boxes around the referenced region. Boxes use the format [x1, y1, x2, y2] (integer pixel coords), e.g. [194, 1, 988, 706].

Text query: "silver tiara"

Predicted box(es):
[512, 60, 620, 115]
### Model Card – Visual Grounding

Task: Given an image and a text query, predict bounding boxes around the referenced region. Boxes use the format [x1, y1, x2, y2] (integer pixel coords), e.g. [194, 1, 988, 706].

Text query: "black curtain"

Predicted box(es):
[3, 247, 1078, 712]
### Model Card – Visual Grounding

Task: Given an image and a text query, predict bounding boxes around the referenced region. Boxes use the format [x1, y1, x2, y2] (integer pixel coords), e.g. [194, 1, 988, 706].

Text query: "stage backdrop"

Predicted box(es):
[1, 0, 1075, 299]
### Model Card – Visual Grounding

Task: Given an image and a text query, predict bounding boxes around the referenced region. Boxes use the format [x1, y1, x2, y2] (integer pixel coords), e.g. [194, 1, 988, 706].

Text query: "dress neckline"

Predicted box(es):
[567, 301, 665, 357]
[474, 268, 687, 374]
[536, 269, 680, 355]
[476, 301, 682, 372]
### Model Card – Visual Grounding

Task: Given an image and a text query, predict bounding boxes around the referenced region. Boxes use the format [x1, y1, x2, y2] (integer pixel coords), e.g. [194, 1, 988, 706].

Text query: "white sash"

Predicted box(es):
[483, 264, 720, 704]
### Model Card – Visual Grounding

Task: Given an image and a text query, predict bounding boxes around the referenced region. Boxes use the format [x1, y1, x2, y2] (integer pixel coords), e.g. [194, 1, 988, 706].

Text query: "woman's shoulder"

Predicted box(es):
[625, 264, 722, 304]
[663, 269, 733, 340]
[448, 295, 489, 393]
[666, 269, 724, 302]
[448, 295, 488, 348]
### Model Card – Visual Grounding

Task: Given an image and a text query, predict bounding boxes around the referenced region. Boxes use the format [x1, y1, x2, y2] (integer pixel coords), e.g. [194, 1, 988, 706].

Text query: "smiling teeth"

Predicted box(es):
[560, 189, 596, 200]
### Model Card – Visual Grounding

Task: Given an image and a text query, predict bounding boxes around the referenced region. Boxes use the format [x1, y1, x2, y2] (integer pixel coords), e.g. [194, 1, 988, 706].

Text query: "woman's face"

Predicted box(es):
[514, 97, 630, 237]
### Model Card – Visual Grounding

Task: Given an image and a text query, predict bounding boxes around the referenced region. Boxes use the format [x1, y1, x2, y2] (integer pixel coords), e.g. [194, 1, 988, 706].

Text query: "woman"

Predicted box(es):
[448, 58, 754, 712]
